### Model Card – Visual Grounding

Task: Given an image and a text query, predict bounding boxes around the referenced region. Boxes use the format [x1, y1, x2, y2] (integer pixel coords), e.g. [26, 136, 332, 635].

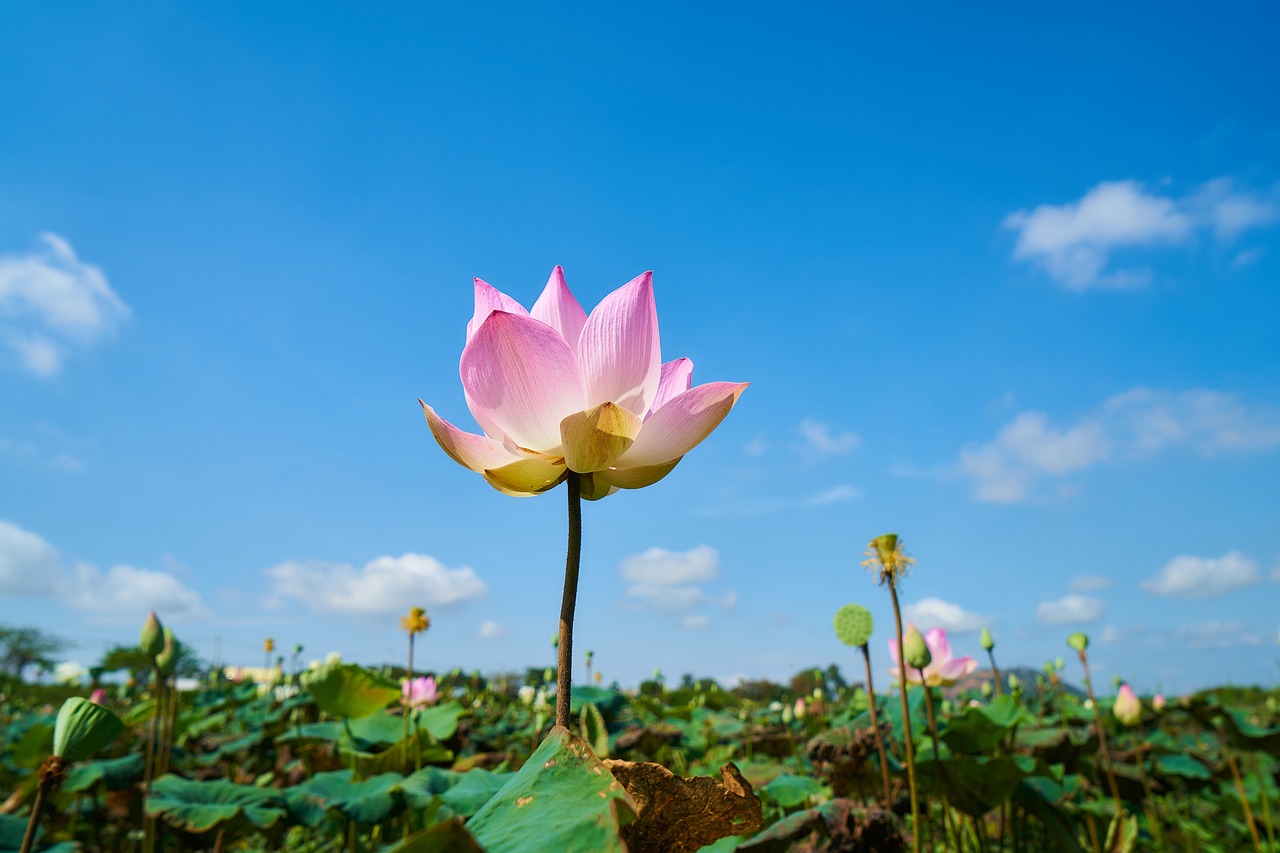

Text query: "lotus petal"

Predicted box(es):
[559, 402, 643, 473]
[578, 271, 661, 416]
[531, 266, 587, 357]
[483, 457, 568, 496]
[617, 382, 748, 468]
[596, 458, 682, 490]
[467, 278, 528, 342]
[650, 358, 693, 417]
[462, 311, 585, 452]
[420, 401, 523, 473]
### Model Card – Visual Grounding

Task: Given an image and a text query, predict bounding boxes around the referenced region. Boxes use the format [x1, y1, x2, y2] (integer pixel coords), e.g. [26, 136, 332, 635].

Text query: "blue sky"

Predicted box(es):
[2, 3, 1278, 695]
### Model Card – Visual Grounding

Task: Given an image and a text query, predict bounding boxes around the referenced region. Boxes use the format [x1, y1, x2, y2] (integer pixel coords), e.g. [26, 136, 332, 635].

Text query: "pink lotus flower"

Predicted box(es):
[1113, 684, 1141, 726]
[89, 688, 108, 705]
[420, 268, 748, 499]
[888, 627, 978, 687]
[403, 676, 438, 708]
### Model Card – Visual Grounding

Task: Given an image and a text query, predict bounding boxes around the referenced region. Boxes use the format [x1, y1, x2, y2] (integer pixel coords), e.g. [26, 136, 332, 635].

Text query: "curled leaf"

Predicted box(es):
[603, 759, 762, 853]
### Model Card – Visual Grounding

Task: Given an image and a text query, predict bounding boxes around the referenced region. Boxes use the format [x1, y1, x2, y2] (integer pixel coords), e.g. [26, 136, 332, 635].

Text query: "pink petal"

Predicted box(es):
[530, 266, 587, 358]
[887, 637, 901, 667]
[578, 271, 661, 416]
[925, 628, 953, 664]
[649, 358, 694, 417]
[461, 311, 585, 452]
[467, 278, 528, 343]
[936, 656, 977, 682]
[483, 456, 567, 496]
[420, 400, 523, 473]
[615, 381, 748, 468]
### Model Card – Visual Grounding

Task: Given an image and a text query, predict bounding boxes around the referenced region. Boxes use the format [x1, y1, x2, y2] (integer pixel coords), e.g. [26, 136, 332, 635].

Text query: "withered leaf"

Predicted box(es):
[603, 759, 763, 853]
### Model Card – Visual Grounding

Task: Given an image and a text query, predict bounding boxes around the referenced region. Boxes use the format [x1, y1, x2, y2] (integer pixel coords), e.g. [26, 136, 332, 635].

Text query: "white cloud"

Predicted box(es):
[619, 545, 718, 586]
[0, 519, 62, 595]
[797, 419, 861, 456]
[0, 233, 130, 377]
[1141, 551, 1261, 598]
[1271, 560, 1280, 583]
[1004, 178, 1279, 290]
[743, 438, 769, 458]
[1174, 620, 1265, 649]
[618, 545, 732, 625]
[1070, 575, 1113, 593]
[1098, 625, 1124, 644]
[64, 562, 209, 621]
[957, 388, 1280, 502]
[903, 597, 988, 634]
[266, 553, 488, 616]
[807, 485, 859, 506]
[1036, 594, 1106, 625]
[478, 620, 507, 639]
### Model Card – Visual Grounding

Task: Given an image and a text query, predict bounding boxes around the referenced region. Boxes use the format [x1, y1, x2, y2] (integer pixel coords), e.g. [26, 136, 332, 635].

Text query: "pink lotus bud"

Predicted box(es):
[1152, 693, 1166, 712]
[1113, 684, 1141, 726]
[89, 688, 108, 705]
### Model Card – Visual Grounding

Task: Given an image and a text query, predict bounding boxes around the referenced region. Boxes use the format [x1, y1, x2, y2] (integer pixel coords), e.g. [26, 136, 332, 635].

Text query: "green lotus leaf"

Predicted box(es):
[385, 817, 485, 853]
[758, 773, 827, 809]
[146, 774, 286, 833]
[833, 604, 874, 647]
[580, 701, 609, 758]
[62, 752, 144, 792]
[398, 767, 466, 811]
[53, 697, 124, 763]
[914, 754, 1043, 818]
[301, 662, 399, 719]
[941, 695, 1032, 754]
[467, 726, 636, 853]
[1154, 753, 1213, 781]
[412, 701, 466, 742]
[283, 770, 405, 827]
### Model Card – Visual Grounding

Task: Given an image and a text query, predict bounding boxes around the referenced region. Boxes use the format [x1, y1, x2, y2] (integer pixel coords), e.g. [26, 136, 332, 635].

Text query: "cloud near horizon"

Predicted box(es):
[265, 553, 488, 616]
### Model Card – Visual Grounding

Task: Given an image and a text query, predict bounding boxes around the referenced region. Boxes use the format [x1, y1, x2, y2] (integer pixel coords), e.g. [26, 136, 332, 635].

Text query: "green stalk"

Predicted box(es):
[920, 678, 956, 852]
[987, 649, 1003, 698]
[1225, 748, 1263, 853]
[1077, 649, 1124, 810]
[554, 472, 583, 731]
[860, 643, 893, 808]
[1255, 754, 1275, 851]
[1135, 748, 1166, 851]
[888, 578, 921, 853]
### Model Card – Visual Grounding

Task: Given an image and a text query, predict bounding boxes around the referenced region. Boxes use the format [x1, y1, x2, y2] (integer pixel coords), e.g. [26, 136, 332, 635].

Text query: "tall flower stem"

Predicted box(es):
[986, 649, 1003, 697]
[19, 757, 68, 853]
[860, 643, 892, 808]
[1077, 649, 1123, 809]
[555, 472, 583, 731]
[1224, 746, 1263, 853]
[920, 678, 956, 853]
[888, 578, 921, 853]
[1134, 747, 1166, 852]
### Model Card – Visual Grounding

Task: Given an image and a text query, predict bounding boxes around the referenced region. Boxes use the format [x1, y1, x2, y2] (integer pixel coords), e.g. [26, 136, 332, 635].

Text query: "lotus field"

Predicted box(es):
[4, 269, 1278, 853]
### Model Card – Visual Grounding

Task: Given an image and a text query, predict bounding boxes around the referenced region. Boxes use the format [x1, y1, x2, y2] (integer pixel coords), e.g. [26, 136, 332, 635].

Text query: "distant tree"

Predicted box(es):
[734, 678, 784, 703]
[99, 639, 203, 679]
[0, 626, 70, 680]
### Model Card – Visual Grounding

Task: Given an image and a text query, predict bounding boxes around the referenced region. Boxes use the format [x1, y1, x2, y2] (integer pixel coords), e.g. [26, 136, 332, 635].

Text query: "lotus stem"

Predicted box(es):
[987, 649, 1003, 698]
[1077, 649, 1124, 810]
[555, 471, 583, 731]
[1254, 753, 1276, 851]
[1135, 747, 1166, 851]
[860, 642, 893, 808]
[920, 678, 956, 853]
[888, 578, 921, 853]
[18, 777, 51, 853]
[1225, 747, 1263, 853]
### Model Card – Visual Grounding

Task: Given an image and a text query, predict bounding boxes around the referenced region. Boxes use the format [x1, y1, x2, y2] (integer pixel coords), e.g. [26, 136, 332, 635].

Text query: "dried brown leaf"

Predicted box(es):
[603, 759, 763, 853]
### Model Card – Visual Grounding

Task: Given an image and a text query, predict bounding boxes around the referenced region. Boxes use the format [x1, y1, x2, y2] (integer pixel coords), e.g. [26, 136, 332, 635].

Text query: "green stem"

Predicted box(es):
[888, 579, 921, 853]
[1255, 754, 1276, 852]
[17, 778, 51, 853]
[555, 472, 583, 731]
[1135, 748, 1166, 851]
[1078, 651, 1124, 811]
[1225, 748, 1263, 853]
[921, 678, 955, 853]
[860, 643, 893, 809]
[987, 650, 1003, 697]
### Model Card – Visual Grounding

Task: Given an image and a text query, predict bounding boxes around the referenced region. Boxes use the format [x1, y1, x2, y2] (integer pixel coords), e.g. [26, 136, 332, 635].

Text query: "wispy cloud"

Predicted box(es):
[617, 545, 733, 628]
[903, 597, 988, 634]
[1141, 551, 1262, 599]
[0, 233, 131, 377]
[957, 388, 1280, 502]
[797, 419, 860, 457]
[1004, 178, 1278, 290]
[1174, 620, 1265, 649]
[806, 485, 859, 506]
[265, 553, 488, 616]
[478, 620, 507, 639]
[1070, 575, 1113, 593]
[1036, 594, 1106, 625]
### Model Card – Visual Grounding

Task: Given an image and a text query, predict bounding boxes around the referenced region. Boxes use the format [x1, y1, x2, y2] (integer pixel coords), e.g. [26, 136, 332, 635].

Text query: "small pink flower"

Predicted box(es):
[888, 627, 978, 687]
[1114, 684, 1141, 726]
[403, 676, 438, 708]
[420, 268, 748, 499]
[89, 689, 108, 705]
[1152, 693, 1166, 713]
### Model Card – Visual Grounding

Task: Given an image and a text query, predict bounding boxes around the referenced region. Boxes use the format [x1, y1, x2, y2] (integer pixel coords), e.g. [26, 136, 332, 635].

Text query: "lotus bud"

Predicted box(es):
[88, 688, 108, 706]
[593, 671, 602, 684]
[941, 699, 954, 716]
[156, 628, 178, 677]
[1067, 632, 1089, 653]
[543, 667, 554, 684]
[551, 632, 559, 648]
[264, 637, 275, 654]
[518, 685, 536, 705]
[782, 704, 794, 724]
[1112, 675, 1122, 692]
[1007, 673, 1021, 690]
[53, 697, 124, 763]
[653, 667, 663, 681]
[1113, 684, 1141, 726]
[813, 687, 824, 701]
[585, 649, 594, 663]
[1055, 657, 1064, 671]
[981, 680, 994, 699]
[903, 624, 932, 670]
[769, 701, 783, 713]
[980, 627, 994, 651]
[139, 611, 165, 658]
[794, 698, 806, 719]
[1152, 694, 1166, 713]
[293, 644, 303, 655]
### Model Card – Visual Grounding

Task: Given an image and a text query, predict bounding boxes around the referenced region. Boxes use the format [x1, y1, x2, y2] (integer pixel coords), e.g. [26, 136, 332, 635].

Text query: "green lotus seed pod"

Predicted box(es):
[155, 628, 178, 677]
[833, 604, 874, 647]
[53, 697, 123, 763]
[980, 627, 994, 651]
[1067, 632, 1089, 653]
[139, 610, 165, 658]
[903, 624, 932, 670]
